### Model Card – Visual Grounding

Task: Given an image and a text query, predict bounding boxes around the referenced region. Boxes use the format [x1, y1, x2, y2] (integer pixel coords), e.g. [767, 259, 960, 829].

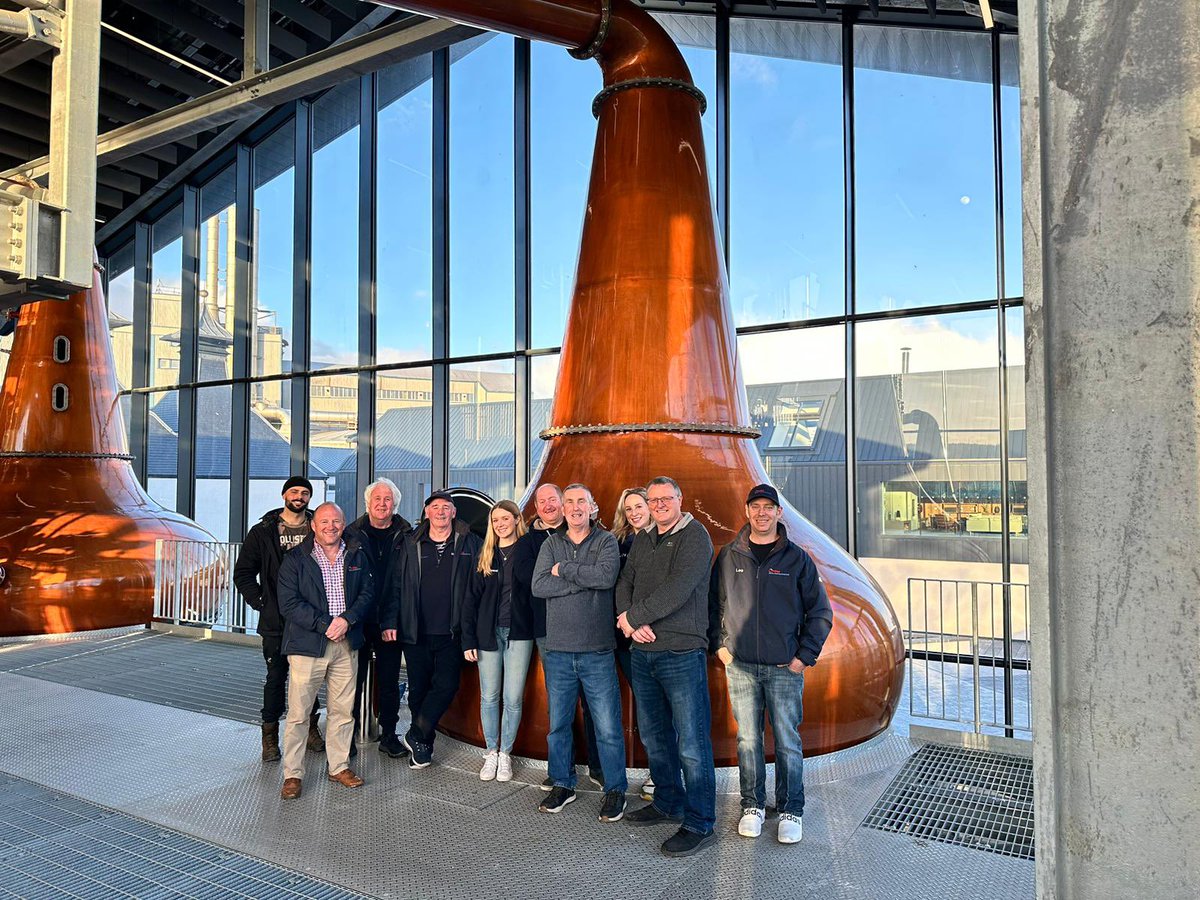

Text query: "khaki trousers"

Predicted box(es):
[282, 639, 358, 780]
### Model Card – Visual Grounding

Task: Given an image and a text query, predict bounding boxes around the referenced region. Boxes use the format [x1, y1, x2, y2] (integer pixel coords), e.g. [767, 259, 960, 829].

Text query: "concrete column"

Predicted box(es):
[1020, 2, 1200, 898]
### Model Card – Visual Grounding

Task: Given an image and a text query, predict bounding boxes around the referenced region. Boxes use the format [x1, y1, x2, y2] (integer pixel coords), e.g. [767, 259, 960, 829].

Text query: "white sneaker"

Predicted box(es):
[738, 808, 765, 838]
[639, 777, 655, 801]
[496, 752, 513, 782]
[778, 813, 803, 844]
[480, 750, 498, 781]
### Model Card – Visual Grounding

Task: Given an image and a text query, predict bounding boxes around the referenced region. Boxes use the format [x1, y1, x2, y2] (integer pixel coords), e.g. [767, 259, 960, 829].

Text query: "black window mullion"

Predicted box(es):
[129, 223, 151, 485]
[514, 38, 531, 492]
[431, 48, 450, 491]
[176, 185, 200, 518]
[356, 72, 378, 520]
[842, 17, 858, 557]
[229, 143, 253, 540]
[291, 101, 312, 478]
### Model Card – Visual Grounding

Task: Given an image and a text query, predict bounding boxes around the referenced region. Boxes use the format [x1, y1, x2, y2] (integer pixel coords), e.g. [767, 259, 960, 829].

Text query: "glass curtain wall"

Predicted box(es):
[99, 11, 1024, 623]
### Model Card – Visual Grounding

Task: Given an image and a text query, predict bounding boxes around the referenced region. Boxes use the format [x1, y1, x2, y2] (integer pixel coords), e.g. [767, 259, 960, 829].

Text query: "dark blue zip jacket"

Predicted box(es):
[277, 533, 375, 657]
[709, 524, 832, 667]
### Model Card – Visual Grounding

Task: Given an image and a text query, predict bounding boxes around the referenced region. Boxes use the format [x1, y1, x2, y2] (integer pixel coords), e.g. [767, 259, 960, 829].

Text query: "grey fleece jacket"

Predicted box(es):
[615, 513, 714, 652]
[531, 526, 621, 652]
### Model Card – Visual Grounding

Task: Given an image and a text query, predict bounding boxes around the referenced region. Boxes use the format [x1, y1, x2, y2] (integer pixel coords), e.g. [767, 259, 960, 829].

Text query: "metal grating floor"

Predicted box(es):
[861, 743, 1035, 860]
[0, 774, 368, 900]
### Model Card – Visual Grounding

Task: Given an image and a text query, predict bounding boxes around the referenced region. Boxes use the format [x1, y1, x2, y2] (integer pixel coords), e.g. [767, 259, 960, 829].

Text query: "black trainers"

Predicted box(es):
[624, 804, 683, 827]
[540, 775, 555, 792]
[402, 730, 432, 768]
[661, 827, 718, 858]
[378, 733, 409, 759]
[538, 786, 577, 813]
[598, 791, 626, 823]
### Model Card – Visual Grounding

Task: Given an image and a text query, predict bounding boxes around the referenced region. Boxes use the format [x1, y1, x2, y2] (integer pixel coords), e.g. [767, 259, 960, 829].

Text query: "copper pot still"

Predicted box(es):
[0, 262, 215, 637]
[378, 0, 905, 762]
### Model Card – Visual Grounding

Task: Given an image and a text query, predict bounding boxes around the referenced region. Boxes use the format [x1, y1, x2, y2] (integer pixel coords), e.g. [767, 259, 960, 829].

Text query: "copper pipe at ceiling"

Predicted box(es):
[369, 0, 905, 763]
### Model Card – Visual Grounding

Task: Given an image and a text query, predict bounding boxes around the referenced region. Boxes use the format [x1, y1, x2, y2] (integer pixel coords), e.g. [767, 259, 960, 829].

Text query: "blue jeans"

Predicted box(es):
[631, 649, 716, 835]
[542, 650, 627, 793]
[726, 660, 806, 816]
[477, 626, 533, 753]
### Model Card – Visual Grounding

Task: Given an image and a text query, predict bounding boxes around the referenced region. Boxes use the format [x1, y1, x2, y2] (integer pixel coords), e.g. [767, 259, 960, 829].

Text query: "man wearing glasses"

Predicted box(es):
[615, 476, 716, 858]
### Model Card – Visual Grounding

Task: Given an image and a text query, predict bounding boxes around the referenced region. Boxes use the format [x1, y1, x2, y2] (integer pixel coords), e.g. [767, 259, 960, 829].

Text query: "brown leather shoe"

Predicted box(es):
[328, 768, 364, 788]
[281, 778, 302, 799]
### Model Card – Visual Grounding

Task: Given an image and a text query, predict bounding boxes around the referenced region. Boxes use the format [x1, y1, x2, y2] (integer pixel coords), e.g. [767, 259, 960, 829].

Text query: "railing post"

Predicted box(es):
[971, 581, 982, 734]
[1002, 578, 1015, 738]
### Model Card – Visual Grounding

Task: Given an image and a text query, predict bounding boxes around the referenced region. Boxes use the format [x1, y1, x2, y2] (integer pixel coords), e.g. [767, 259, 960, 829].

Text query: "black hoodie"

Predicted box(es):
[709, 524, 833, 667]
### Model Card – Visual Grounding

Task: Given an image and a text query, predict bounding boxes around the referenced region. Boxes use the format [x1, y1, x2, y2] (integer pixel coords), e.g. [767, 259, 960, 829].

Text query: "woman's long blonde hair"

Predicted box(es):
[478, 499, 527, 575]
[611, 487, 650, 542]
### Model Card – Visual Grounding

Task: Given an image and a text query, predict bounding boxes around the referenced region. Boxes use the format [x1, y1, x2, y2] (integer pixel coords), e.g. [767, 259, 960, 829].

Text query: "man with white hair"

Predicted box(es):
[347, 478, 413, 759]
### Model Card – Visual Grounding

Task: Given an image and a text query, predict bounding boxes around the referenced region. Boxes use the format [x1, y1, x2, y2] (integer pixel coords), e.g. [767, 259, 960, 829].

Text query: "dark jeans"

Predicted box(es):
[261, 633, 318, 723]
[543, 649, 628, 793]
[353, 626, 405, 738]
[631, 648, 716, 835]
[583, 645, 636, 773]
[403, 634, 462, 746]
[726, 661, 807, 815]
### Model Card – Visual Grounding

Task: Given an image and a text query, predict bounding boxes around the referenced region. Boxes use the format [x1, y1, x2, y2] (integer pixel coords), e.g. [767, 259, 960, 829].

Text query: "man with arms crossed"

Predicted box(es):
[532, 484, 626, 823]
[277, 503, 375, 798]
[616, 476, 717, 858]
[711, 483, 832, 843]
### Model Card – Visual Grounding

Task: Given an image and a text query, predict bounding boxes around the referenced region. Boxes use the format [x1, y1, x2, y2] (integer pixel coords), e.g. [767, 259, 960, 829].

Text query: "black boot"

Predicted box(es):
[306, 713, 325, 753]
[261, 721, 281, 762]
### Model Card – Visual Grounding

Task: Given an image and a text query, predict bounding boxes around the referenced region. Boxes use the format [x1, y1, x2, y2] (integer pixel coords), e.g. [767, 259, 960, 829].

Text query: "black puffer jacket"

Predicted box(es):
[379, 519, 482, 644]
[461, 534, 536, 652]
[233, 507, 313, 636]
[277, 533, 375, 657]
[709, 524, 833, 667]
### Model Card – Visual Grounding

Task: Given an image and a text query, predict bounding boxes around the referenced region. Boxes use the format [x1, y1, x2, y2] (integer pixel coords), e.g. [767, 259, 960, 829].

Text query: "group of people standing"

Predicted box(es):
[234, 473, 832, 858]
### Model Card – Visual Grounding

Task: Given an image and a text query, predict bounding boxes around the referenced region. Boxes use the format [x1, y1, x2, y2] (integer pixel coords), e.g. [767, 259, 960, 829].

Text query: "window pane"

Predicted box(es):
[450, 35, 515, 357]
[530, 42, 601, 351]
[148, 388, 180, 511]
[1000, 34, 1023, 298]
[1006, 306, 1027, 583]
[854, 311, 1003, 618]
[309, 374, 356, 510]
[195, 384, 232, 541]
[253, 124, 295, 377]
[449, 360, 515, 499]
[106, 242, 135, 391]
[248, 376, 299, 532]
[530, 353, 559, 474]
[376, 366, 434, 523]
[199, 168, 235, 384]
[730, 18, 844, 325]
[150, 206, 183, 387]
[311, 81, 360, 368]
[378, 56, 434, 364]
[854, 26, 997, 312]
[740, 327, 847, 547]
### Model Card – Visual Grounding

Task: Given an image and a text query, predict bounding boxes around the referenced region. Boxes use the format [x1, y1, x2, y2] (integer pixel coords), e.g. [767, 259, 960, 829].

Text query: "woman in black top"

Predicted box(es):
[461, 499, 531, 782]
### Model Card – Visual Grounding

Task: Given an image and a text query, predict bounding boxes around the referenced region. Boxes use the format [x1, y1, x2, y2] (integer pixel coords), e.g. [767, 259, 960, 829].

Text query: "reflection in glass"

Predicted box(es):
[854, 26, 996, 312]
[150, 206, 183, 387]
[311, 82, 361, 367]
[252, 124, 295, 387]
[309, 374, 356, 511]
[106, 243, 135, 391]
[739, 327, 847, 547]
[529, 354, 559, 473]
[247, 376, 299, 532]
[199, 167, 236, 384]
[1000, 34, 1022, 298]
[854, 311, 1002, 612]
[375, 367, 433, 523]
[195, 384, 233, 541]
[450, 35, 515, 357]
[730, 18, 844, 326]
[378, 56, 434, 364]
[530, 43, 601, 351]
[448, 360, 515, 499]
[1005, 306, 1027, 575]
[147, 388, 180, 511]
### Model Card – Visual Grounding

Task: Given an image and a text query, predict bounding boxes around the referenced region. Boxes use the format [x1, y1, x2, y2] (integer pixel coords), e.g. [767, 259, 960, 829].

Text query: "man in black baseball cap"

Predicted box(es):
[234, 476, 323, 762]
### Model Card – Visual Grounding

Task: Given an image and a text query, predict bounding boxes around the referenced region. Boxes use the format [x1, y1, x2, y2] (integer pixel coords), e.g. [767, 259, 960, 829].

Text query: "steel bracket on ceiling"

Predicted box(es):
[0, 5, 63, 50]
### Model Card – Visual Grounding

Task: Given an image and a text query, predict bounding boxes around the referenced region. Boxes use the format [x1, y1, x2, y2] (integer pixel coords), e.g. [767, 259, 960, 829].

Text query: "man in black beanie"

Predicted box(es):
[234, 475, 325, 761]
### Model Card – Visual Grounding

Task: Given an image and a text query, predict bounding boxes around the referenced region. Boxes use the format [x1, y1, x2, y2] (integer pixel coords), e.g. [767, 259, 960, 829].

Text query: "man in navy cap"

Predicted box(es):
[710, 483, 833, 844]
[234, 475, 325, 762]
[380, 490, 482, 768]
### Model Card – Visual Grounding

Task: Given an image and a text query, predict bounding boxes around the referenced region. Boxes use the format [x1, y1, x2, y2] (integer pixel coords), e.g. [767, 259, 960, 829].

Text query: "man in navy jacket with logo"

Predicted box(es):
[276, 502, 375, 799]
[710, 484, 832, 845]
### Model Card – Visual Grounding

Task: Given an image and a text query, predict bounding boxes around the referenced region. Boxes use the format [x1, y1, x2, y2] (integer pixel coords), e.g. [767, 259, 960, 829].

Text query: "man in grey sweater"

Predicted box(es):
[615, 476, 717, 858]
[532, 483, 627, 823]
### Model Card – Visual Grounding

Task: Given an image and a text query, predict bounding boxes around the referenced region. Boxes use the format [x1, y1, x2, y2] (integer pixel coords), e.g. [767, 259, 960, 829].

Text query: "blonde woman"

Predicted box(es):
[462, 500, 532, 782]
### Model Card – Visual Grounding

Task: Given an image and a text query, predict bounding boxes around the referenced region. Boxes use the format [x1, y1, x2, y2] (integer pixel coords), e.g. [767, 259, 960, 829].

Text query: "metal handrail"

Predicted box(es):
[153, 539, 254, 633]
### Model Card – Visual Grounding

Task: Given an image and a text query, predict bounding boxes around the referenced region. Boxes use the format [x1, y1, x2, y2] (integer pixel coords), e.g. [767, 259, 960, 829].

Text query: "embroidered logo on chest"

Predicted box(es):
[768, 569, 789, 577]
